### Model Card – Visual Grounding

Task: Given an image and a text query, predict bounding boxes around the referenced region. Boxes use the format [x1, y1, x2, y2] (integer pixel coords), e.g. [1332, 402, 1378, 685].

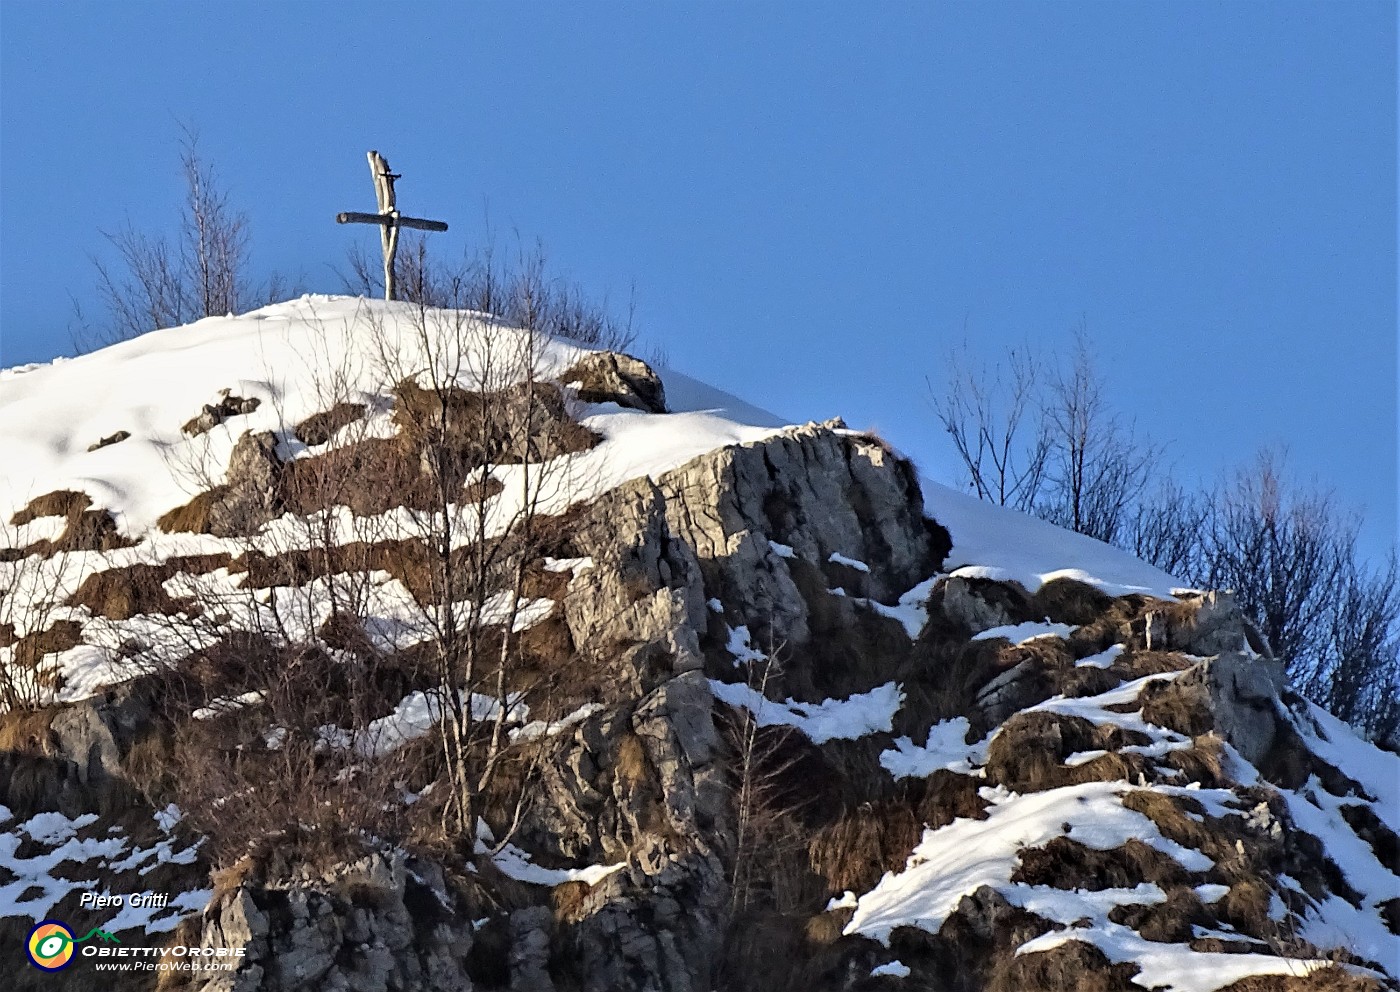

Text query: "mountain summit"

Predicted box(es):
[1, 298, 1394, 991]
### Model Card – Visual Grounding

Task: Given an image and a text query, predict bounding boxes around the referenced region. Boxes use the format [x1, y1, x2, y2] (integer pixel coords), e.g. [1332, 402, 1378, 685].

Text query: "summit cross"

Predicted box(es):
[336, 150, 448, 302]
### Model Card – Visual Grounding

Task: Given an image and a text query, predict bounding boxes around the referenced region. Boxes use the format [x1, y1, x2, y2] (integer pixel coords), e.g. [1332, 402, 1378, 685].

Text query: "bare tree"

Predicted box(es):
[1039, 331, 1158, 545]
[363, 291, 599, 843]
[74, 127, 294, 351]
[1322, 553, 1400, 741]
[177, 125, 250, 321]
[0, 501, 106, 712]
[1198, 450, 1400, 736]
[1203, 451, 1351, 666]
[931, 329, 1154, 542]
[928, 342, 1050, 512]
[1128, 479, 1213, 581]
[341, 233, 637, 352]
[0, 530, 82, 711]
[720, 644, 807, 914]
[929, 335, 1398, 738]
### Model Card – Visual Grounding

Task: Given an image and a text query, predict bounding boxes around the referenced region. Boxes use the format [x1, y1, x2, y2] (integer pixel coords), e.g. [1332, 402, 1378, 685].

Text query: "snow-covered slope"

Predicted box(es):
[1, 296, 1174, 592]
[0, 298, 1393, 992]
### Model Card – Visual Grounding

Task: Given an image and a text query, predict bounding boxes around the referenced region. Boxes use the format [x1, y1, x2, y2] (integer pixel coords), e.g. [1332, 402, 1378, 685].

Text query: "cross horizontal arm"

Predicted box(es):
[336, 212, 449, 232]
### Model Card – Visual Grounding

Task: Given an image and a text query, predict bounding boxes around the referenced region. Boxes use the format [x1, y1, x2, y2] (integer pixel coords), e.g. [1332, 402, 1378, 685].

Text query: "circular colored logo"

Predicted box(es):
[27, 920, 75, 971]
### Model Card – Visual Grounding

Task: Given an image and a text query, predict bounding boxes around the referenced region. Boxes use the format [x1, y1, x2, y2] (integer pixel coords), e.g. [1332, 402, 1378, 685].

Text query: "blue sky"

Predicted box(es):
[1, 1, 1395, 558]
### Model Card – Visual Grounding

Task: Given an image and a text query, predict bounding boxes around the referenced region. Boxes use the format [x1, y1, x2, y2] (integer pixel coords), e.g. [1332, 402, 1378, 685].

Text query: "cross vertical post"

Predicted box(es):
[336, 150, 448, 302]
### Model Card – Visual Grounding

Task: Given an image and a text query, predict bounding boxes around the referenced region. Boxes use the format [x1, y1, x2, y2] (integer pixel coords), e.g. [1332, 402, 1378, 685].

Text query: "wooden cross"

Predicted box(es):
[337, 150, 448, 301]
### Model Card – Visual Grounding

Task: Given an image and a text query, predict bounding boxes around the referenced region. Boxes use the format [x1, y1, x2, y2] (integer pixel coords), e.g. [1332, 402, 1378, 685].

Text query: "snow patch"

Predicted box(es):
[972, 621, 1076, 644]
[708, 680, 903, 745]
[880, 718, 988, 778]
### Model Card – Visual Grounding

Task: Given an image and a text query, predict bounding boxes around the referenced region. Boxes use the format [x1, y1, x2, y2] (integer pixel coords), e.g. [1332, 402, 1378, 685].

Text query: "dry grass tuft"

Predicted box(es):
[615, 731, 651, 790]
[988, 936, 1143, 992]
[1013, 836, 1193, 891]
[67, 559, 230, 619]
[11, 490, 133, 554]
[1138, 676, 1216, 739]
[0, 706, 57, 753]
[808, 802, 923, 894]
[803, 907, 854, 946]
[983, 711, 1151, 792]
[11, 489, 93, 524]
[1160, 735, 1228, 788]
[1216, 878, 1274, 934]
[392, 378, 600, 464]
[1120, 790, 1215, 854]
[1030, 577, 1114, 626]
[295, 402, 367, 446]
[550, 878, 609, 924]
[1218, 966, 1391, 991]
[1114, 649, 1198, 679]
[1109, 886, 1210, 942]
[8, 619, 82, 673]
[910, 769, 991, 830]
[156, 487, 229, 534]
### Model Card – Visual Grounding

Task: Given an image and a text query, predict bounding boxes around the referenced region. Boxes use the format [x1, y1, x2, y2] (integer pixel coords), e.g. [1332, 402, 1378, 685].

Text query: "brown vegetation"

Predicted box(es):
[808, 801, 923, 894]
[7, 618, 83, 673]
[1138, 676, 1217, 739]
[780, 555, 916, 703]
[156, 486, 228, 534]
[8, 489, 133, 556]
[1109, 886, 1211, 942]
[11, 489, 94, 524]
[987, 937, 1143, 992]
[67, 555, 231, 619]
[295, 401, 367, 446]
[983, 711, 1152, 792]
[1030, 577, 1115, 625]
[1218, 967, 1392, 991]
[391, 378, 599, 465]
[1014, 836, 1193, 891]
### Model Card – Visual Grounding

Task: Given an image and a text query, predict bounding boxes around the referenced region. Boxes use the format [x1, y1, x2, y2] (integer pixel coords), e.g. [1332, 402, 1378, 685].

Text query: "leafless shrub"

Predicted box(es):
[1038, 330, 1158, 545]
[72, 125, 296, 351]
[1199, 451, 1399, 739]
[0, 517, 96, 710]
[718, 644, 811, 913]
[1129, 478, 1214, 580]
[929, 341, 1050, 512]
[342, 232, 637, 352]
[363, 295, 595, 844]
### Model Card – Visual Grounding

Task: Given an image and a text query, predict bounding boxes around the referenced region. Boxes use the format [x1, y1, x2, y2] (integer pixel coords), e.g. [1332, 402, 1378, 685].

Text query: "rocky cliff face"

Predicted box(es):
[0, 303, 1395, 992]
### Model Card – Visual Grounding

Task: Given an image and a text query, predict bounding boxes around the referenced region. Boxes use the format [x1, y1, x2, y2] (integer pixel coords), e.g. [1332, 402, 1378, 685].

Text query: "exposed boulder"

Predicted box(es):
[48, 679, 154, 785]
[186, 853, 474, 992]
[655, 419, 947, 648]
[940, 575, 1030, 635]
[1141, 652, 1287, 765]
[1144, 590, 1272, 658]
[973, 658, 1043, 728]
[565, 477, 709, 699]
[183, 390, 263, 436]
[564, 352, 668, 414]
[208, 430, 286, 537]
[87, 429, 131, 452]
